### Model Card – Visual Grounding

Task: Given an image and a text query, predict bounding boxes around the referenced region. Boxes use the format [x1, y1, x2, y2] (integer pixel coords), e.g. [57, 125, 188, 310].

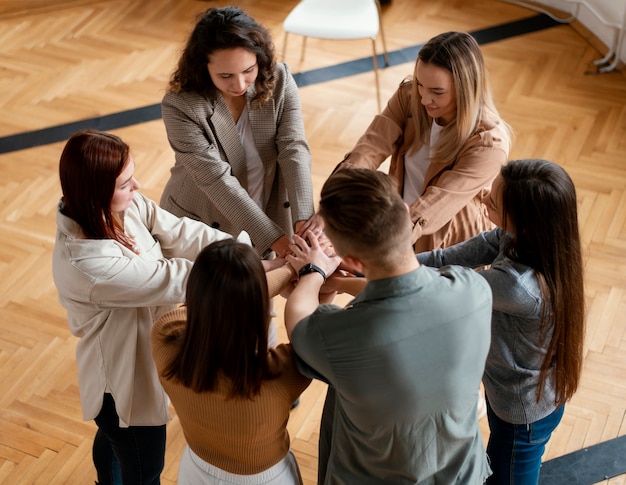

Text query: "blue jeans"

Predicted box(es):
[93, 393, 166, 485]
[485, 400, 564, 485]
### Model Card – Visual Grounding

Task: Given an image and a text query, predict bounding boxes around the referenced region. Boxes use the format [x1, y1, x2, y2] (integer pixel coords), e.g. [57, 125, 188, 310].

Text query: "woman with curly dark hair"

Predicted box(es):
[160, 7, 318, 264]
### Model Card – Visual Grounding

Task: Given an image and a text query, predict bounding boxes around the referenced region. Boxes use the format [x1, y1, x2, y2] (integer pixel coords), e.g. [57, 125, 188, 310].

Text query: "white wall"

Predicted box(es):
[529, 0, 626, 65]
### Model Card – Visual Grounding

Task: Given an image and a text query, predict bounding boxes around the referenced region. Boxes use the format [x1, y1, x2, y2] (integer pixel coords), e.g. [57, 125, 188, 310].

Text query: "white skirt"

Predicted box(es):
[178, 446, 303, 485]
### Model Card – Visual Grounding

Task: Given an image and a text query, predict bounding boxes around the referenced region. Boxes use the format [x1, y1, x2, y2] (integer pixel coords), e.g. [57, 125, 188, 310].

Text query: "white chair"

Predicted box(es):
[282, 0, 390, 112]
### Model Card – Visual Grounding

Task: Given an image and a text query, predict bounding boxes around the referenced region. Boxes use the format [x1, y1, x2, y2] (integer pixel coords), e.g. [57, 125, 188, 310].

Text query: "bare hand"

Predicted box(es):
[286, 230, 341, 277]
[295, 213, 324, 237]
[270, 235, 292, 259]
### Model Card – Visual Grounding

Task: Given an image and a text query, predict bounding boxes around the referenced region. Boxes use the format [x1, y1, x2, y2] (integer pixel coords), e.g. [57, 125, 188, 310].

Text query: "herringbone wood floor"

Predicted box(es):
[0, 0, 625, 483]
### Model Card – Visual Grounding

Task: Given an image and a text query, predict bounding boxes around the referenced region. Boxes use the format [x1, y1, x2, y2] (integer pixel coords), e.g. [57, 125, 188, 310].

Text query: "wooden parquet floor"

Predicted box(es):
[0, 0, 625, 483]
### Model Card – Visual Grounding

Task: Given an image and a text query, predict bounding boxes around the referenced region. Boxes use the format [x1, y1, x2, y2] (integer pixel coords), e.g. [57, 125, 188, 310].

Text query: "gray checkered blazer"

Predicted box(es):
[160, 63, 314, 256]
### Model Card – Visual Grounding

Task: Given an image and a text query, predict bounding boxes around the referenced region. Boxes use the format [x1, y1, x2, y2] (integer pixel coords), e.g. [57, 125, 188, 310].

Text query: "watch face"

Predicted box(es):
[299, 263, 313, 276]
[298, 263, 325, 282]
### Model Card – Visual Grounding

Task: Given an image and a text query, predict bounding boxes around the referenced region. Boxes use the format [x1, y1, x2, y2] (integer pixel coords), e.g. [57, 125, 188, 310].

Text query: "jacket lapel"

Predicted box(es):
[248, 98, 276, 209]
[210, 96, 248, 190]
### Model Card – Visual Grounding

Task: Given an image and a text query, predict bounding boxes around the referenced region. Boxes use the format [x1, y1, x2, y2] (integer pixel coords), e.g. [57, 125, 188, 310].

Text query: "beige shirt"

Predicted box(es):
[52, 192, 231, 427]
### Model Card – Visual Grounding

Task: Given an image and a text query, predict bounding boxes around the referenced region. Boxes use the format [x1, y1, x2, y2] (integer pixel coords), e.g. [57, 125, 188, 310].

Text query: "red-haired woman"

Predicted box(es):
[52, 129, 234, 484]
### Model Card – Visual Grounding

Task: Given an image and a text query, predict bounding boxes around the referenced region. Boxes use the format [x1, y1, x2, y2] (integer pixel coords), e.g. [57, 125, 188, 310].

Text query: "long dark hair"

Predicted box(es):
[500, 159, 585, 405]
[163, 239, 276, 398]
[59, 129, 136, 251]
[169, 6, 276, 105]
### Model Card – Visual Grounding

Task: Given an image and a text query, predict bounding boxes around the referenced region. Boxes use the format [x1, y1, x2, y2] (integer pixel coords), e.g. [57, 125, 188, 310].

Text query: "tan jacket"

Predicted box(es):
[160, 63, 314, 256]
[52, 193, 231, 427]
[341, 81, 510, 252]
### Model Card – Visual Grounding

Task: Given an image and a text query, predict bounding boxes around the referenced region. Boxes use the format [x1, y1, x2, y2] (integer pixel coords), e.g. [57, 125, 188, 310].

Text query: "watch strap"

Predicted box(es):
[298, 263, 327, 283]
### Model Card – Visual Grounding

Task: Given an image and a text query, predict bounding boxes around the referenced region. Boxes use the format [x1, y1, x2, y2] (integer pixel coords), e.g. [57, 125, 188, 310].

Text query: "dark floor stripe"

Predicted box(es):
[0, 13, 561, 154]
[293, 13, 561, 87]
[0, 104, 163, 154]
[539, 435, 626, 484]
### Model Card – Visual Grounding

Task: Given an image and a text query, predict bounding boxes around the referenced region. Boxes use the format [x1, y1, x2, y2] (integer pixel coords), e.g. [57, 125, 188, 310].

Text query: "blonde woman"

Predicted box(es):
[339, 31, 511, 252]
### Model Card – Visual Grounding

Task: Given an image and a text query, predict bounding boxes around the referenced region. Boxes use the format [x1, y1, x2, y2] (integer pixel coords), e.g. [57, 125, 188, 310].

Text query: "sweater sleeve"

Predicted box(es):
[266, 264, 295, 298]
[151, 307, 186, 376]
[416, 228, 502, 268]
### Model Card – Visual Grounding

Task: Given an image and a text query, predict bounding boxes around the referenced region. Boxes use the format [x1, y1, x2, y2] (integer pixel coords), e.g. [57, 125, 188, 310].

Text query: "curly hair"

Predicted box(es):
[169, 6, 276, 105]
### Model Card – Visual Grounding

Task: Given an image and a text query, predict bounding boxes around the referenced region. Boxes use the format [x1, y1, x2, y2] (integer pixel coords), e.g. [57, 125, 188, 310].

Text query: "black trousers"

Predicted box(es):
[93, 393, 166, 485]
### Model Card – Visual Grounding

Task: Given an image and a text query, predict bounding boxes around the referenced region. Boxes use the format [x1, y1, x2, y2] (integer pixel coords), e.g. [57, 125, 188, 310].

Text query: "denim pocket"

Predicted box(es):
[527, 405, 564, 444]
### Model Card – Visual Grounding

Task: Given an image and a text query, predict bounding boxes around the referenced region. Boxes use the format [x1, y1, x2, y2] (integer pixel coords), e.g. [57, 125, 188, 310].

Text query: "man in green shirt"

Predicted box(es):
[285, 168, 492, 484]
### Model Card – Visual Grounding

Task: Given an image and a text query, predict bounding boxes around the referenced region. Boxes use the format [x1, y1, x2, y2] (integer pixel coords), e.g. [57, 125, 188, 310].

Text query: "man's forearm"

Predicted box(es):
[284, 273, 324, 339]
[329, 275, 367, 296]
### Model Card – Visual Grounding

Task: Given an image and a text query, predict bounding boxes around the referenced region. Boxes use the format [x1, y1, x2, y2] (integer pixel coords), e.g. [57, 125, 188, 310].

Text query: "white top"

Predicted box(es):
[52, 192, 232, 427]
[237, 105, 266, 210]
[402, 121, 443, 204]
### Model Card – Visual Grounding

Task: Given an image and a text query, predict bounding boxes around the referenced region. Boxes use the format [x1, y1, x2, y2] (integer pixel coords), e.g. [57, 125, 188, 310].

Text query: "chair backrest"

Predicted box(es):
[282, 0, 381, 40]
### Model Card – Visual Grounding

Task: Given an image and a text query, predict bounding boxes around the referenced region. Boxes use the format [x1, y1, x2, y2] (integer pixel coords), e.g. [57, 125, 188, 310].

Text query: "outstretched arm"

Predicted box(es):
[324, 273, 367, 296]
[284, 231, 341, 339]
[265, 262, 297, 298]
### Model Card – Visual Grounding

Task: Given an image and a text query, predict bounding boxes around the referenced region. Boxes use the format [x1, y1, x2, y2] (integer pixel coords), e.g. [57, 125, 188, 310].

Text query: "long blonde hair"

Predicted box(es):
[410, 32, 510, 166]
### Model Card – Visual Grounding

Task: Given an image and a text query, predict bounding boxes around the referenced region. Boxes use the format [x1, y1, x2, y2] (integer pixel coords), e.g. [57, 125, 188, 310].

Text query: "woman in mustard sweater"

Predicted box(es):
[151, 239, 311, 485]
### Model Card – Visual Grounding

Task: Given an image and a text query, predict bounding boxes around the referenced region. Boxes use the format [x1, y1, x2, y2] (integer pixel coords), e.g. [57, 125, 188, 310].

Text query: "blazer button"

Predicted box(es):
[283, 202, 290, 208]
[211, 222, 220, 229]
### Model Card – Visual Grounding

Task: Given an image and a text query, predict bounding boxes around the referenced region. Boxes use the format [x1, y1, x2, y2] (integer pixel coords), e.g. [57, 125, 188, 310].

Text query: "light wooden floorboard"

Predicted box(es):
[1, 0, 625, 483]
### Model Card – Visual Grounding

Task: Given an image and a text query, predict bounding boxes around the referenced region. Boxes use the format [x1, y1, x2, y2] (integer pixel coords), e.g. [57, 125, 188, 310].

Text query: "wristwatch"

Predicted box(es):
[298, 263, 327, 283]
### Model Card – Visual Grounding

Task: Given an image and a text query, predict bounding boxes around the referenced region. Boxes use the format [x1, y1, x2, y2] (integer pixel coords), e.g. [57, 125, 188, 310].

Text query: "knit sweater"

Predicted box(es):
[151, 308, 311, 474]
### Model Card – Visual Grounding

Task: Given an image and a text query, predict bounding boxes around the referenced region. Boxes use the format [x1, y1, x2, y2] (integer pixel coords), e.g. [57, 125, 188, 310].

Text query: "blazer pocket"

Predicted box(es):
[164, 195, 201, 221]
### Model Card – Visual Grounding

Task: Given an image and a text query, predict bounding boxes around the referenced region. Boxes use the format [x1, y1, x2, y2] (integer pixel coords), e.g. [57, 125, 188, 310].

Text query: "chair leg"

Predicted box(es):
[282, 32, 289, 63]
[300, 36, 307, 63]
[371, 39, 382, 112]
[375, 0, 390, 66]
